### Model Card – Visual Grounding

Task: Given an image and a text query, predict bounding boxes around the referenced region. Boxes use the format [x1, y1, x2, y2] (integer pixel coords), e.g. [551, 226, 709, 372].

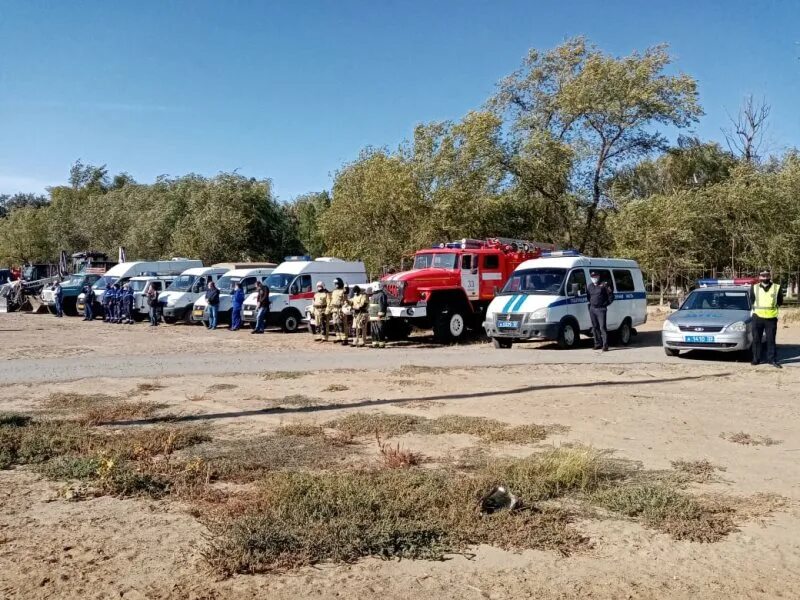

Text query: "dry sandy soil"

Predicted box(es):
[2, 310, 800, 599]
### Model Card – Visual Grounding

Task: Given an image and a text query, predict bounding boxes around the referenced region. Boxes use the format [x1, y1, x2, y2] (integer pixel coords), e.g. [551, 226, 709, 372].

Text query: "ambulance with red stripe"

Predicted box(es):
[241, 257, 367, 332]
[484, 251, 647, 349]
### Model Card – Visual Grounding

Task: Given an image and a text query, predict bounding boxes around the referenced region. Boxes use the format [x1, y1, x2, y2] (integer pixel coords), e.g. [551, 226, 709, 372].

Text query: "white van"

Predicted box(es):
[78, 259, 202, 315]
[483, 251, 646, 349]
[158, 266, 229, 323]
[191, 265, 276, 326]
[128, 275, 176, 317]
[241, 257, 368, 332]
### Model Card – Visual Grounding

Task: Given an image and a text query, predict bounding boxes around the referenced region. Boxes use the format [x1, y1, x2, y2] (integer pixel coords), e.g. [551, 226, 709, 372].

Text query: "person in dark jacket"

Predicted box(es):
[123, 283, 135, 324]
[205, 281, 220, 330]
[587, 271, 614, 351]
[83, 284, 95, 321]
[103, 282, 113, 321]
[252, 281, 270, 334]
[146, 285, 160, 326]
[230, 282, 245, 331]
[368, 282, 389, 348]
[53, 281, 64, 318]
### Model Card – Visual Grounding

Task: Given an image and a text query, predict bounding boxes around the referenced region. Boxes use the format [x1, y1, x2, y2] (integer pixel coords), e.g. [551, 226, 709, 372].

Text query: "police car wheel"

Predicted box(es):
[492, 337, 513, 349]
[618, 320, 632, 346]
[557, 320, 579, 349]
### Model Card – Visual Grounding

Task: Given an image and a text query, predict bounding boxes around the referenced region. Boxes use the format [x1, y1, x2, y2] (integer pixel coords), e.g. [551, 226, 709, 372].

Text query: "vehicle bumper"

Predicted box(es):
[662, 331, 750, 352]
[387, 305, 426, 319]
[161, 306, 186, 319]
[190, 308, 206, 322]
[484, 321, 559, 341]
[242, 305, 256, 322]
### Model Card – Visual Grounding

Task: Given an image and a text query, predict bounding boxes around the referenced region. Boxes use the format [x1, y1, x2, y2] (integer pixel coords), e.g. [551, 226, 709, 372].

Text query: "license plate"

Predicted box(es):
[497, 320, 519, 329]
[685, 335, 714, 343]
[243, 310, 254, 317]
[77, 302, 84, 309]
[193, 309, 204, 317]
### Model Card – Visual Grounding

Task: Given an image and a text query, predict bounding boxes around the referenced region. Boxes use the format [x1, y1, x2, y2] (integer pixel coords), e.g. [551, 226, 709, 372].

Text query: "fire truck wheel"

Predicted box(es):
[557, 319, 580, 349]
[492, 337, 513, 349]
[433, 305, 466, 343]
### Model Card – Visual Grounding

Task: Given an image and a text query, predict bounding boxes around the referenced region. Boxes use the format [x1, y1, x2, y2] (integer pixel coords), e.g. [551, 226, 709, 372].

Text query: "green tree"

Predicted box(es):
[291, 191, 331, 257]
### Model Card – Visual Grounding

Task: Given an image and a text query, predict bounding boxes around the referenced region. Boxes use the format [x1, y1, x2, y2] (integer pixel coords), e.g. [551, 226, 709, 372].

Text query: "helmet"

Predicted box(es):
[334, 277, 344, 289]
[316, 280, 324, 290]
[352, 285, 361, 295]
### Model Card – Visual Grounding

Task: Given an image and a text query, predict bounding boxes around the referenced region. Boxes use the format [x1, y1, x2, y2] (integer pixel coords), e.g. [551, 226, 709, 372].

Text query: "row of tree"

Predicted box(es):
[1, 38, 797, 291]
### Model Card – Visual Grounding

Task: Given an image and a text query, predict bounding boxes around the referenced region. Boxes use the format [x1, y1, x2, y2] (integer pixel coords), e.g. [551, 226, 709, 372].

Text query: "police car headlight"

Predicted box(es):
[529, 308, 547, 321]
[663, 320, 679, 332]
[726, 321, 747, 333]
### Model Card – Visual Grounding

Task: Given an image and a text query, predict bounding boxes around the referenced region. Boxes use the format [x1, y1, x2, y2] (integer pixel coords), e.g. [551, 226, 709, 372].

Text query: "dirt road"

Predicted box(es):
[2, 311, 800, 599]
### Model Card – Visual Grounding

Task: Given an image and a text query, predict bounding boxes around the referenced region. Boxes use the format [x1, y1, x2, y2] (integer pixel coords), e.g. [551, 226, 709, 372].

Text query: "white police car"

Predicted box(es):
[484, 251, 647, 349]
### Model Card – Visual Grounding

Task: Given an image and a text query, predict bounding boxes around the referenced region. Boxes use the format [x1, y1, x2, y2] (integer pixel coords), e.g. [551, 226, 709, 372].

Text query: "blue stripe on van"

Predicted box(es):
[512, 294, 527, 311]
[502, 295, 518, 312]
[547, 291, 646, 309]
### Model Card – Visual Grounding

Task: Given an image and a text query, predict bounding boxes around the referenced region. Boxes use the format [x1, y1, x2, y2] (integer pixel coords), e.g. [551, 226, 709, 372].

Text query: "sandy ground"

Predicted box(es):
[2, 310, 800, 599]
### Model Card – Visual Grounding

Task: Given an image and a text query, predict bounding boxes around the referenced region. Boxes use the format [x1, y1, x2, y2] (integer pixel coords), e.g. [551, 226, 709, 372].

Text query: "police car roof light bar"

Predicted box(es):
[541, 250, 583, 258]
[697, 277, 759, 287]
[284, 255, 312, 262]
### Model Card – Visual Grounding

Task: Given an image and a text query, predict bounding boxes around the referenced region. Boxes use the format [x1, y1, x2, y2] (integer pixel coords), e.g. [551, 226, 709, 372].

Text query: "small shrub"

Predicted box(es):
[671, 459, 725, 483]
[275, 424, 325, 437]
[323, 384, 349, 392]
[261, 371, 305, 380]
[206, 384, 238, 393]
[326, 413, 423, 437]
[277, 395, 320, 408]
[0, 413, 31, 428]
[376, 434, 423, 468]
[82, 400, 167, 425]
[135, 382, 164, 394]
[721, 432, 781, 446]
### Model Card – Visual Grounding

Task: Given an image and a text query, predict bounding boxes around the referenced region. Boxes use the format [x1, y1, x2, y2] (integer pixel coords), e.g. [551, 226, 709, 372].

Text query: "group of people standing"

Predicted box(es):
[311, 278, 388, 347]
[96, 282, 137, 325]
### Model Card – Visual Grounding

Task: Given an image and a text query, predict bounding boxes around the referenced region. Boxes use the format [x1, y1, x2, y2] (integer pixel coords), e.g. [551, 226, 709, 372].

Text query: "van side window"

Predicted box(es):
[242, 277, 257, 293]
[593, 269, 614, 290]
[298, 275, 312, 293]
[483, 255, 499, 269]
[566, 269, 587, 296]
[613, 269, 635, 292]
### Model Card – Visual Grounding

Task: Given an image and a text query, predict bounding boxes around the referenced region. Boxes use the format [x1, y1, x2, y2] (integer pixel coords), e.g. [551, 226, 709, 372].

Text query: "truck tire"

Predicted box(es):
[433, 305, 467, 344]
[281, 309, 302, 333]
[385, 319, 412, 341]
[492, 337, 513, 349]
[617, 318, 633, 346]
[556, 318, 580, 349]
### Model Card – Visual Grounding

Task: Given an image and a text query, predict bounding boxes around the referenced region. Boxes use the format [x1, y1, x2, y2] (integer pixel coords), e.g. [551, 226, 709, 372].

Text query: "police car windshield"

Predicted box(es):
[93, 276, 118, 289]
[414, 253, 458, 270]
[266, 273, 294, 293]
[216, 276, 240, 292]
[169, 275, 195, 292]
[501, 268, 566, 295]
[681, 290, 750, 311]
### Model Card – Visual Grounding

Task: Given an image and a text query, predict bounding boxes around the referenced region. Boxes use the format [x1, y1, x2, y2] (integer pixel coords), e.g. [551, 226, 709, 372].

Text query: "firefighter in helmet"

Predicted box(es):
[368, 281, 388, 348]
[312, 280, 331, 342]
[328, 277, 349, 344]
[350, 285, 369, 347]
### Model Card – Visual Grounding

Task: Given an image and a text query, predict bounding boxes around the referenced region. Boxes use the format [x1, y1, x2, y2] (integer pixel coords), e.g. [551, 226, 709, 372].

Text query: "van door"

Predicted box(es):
[565, 268, 590, 330]
[461, 254, 479, 300]
[592, 269, 619, 329]
[612, 268, 640, 326]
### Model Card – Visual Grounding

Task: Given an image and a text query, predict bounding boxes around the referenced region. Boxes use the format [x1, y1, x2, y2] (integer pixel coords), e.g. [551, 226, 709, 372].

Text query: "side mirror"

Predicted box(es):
[669, 300, 679, 310]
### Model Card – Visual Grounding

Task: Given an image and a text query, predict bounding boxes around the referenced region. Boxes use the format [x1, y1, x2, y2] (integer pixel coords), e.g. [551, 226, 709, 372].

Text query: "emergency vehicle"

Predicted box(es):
[158, 266, 229, 323]
[484, 251, 647, 349]
[241, 257, 367, 332]
[191, 265, 276, 326]
[381, 238, 555, 343]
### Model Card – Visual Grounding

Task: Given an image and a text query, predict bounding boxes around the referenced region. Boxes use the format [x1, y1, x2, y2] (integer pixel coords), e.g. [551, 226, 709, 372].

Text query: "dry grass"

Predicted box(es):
[391, 365, 452, 377]
[671, 459, 726, 483]
[275, 423, 325, 437]
[261, 371, 305, 380]
[376, 434, 423, 468]
[276, 394, 322, 408]
[42, 392, 166, 425]
[323, 384, 350, 392]
[720, 431, 781, 446]
[134, 382, 165, 394]
[781, 307, 800, 325]
[325, 412, 561, 444]
[206, 384, 238, 393]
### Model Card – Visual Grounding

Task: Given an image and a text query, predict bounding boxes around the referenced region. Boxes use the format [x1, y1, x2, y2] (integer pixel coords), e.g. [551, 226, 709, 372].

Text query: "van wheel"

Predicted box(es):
[617, 319, 632, 346]
[492, 337, 513, 349]
[664, 347, 680, 357]
[281, 310, 301, 333]
[557, 319, 580, 349]
[163, 316, 177, 324]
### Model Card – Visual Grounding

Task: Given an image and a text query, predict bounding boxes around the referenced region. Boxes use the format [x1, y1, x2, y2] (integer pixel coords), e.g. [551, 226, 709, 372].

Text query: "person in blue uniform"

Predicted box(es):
[111, 283, 123, 323]
[123, 283, 135, 324]
[83, 284, 95, 321]
[53, 281, 64, 318]
[230, 282, 245, 331]
[103, 282, 113, 321]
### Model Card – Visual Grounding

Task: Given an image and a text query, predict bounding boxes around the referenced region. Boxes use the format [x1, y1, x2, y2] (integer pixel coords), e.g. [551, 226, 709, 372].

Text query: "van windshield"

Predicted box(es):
[128, 280, 148, 292]
[216, 276, 240, 292]
[501, 268, 567, 295]
[61, 275, 85, 287]
[93, 276, 118, 290]
[266, 273, 294, 293]
[169, 275, 196, 292]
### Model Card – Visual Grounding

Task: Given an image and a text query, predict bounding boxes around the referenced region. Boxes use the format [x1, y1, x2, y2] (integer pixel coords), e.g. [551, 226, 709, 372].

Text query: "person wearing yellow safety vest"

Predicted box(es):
[749, 270, 784, 368]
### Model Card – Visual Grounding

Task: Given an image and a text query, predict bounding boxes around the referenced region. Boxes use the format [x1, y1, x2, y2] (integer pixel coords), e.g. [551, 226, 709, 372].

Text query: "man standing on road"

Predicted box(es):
[350, 285, 369, 347]
[231, 282, 245, 332]
[312, 281, 330, 342]
[587, 271, 614, 352]
[329, 278, 348, 344]
[251, 281, 269, 334]
[53, 281, 64, 318]
[146, 285, 160, 327]
[205, 281, 220, 330]
[83, 284, 95, 321]
[750, 270, 784, 368]
[368, 281, 388, 348]
[123, 283, 135, 324]
[103, 282, 113, 322]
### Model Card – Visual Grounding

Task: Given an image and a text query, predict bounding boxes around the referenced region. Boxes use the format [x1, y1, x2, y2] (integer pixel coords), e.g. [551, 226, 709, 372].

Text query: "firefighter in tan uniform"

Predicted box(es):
[369, 281, 388, 348]
[349, 285, 369, 347]
[328, 278, 349, 345]
[312, 280, 331, 342]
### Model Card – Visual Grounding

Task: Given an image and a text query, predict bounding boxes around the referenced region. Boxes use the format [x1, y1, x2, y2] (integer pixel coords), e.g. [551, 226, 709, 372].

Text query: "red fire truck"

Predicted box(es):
[381, 238, 555, 343]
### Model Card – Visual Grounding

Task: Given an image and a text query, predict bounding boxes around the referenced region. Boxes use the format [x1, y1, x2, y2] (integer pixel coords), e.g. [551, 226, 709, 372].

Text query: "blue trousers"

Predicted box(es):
[231, 306, 242, 330]
[54, 297, 63, 317]
[84, 302, 93, 321]
[208, 305, 218, 329]
[149, 306, 158, 326]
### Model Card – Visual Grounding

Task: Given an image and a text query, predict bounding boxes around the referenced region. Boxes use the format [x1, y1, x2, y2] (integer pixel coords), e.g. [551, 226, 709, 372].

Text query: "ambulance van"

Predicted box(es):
[483, 251, 646, 349]
[241, 257, 368, 332]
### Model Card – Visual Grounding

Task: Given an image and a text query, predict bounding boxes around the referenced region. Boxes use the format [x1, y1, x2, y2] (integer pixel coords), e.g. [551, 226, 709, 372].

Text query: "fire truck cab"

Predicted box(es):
[382, 238, 554, 343]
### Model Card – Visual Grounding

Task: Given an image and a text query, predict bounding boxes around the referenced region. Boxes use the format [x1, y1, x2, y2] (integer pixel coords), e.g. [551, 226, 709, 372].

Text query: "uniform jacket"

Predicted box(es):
[232, 288, 245, 308]
[587, 282, 614, 309]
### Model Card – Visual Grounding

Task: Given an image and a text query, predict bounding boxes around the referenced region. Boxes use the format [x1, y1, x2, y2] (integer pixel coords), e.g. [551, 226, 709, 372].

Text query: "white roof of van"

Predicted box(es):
[128, 275, 175, 281]
[222, 267, 275, 277]
[273, 259, 367, 276]
[181, 266, 229, 276]
[517, 256, 639, 271]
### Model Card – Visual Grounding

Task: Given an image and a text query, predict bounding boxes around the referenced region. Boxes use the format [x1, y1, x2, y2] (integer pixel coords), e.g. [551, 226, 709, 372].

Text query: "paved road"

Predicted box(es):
[1, 331, 797, 383]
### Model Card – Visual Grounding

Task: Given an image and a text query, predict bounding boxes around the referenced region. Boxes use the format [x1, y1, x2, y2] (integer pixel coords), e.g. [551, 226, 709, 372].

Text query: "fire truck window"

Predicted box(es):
[483, 255, 499, 269]
[462, 255, 472, 270]
[432, 254, 458, 269]
[413, 254, 433, 269]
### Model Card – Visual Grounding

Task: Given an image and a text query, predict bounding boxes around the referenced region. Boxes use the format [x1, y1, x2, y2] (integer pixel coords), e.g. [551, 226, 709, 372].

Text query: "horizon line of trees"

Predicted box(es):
[2, 37, 798, 291]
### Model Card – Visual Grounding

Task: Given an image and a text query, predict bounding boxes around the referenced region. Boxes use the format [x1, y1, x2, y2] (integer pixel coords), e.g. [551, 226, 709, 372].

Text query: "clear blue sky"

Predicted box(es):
[1, 0, 797, 200]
